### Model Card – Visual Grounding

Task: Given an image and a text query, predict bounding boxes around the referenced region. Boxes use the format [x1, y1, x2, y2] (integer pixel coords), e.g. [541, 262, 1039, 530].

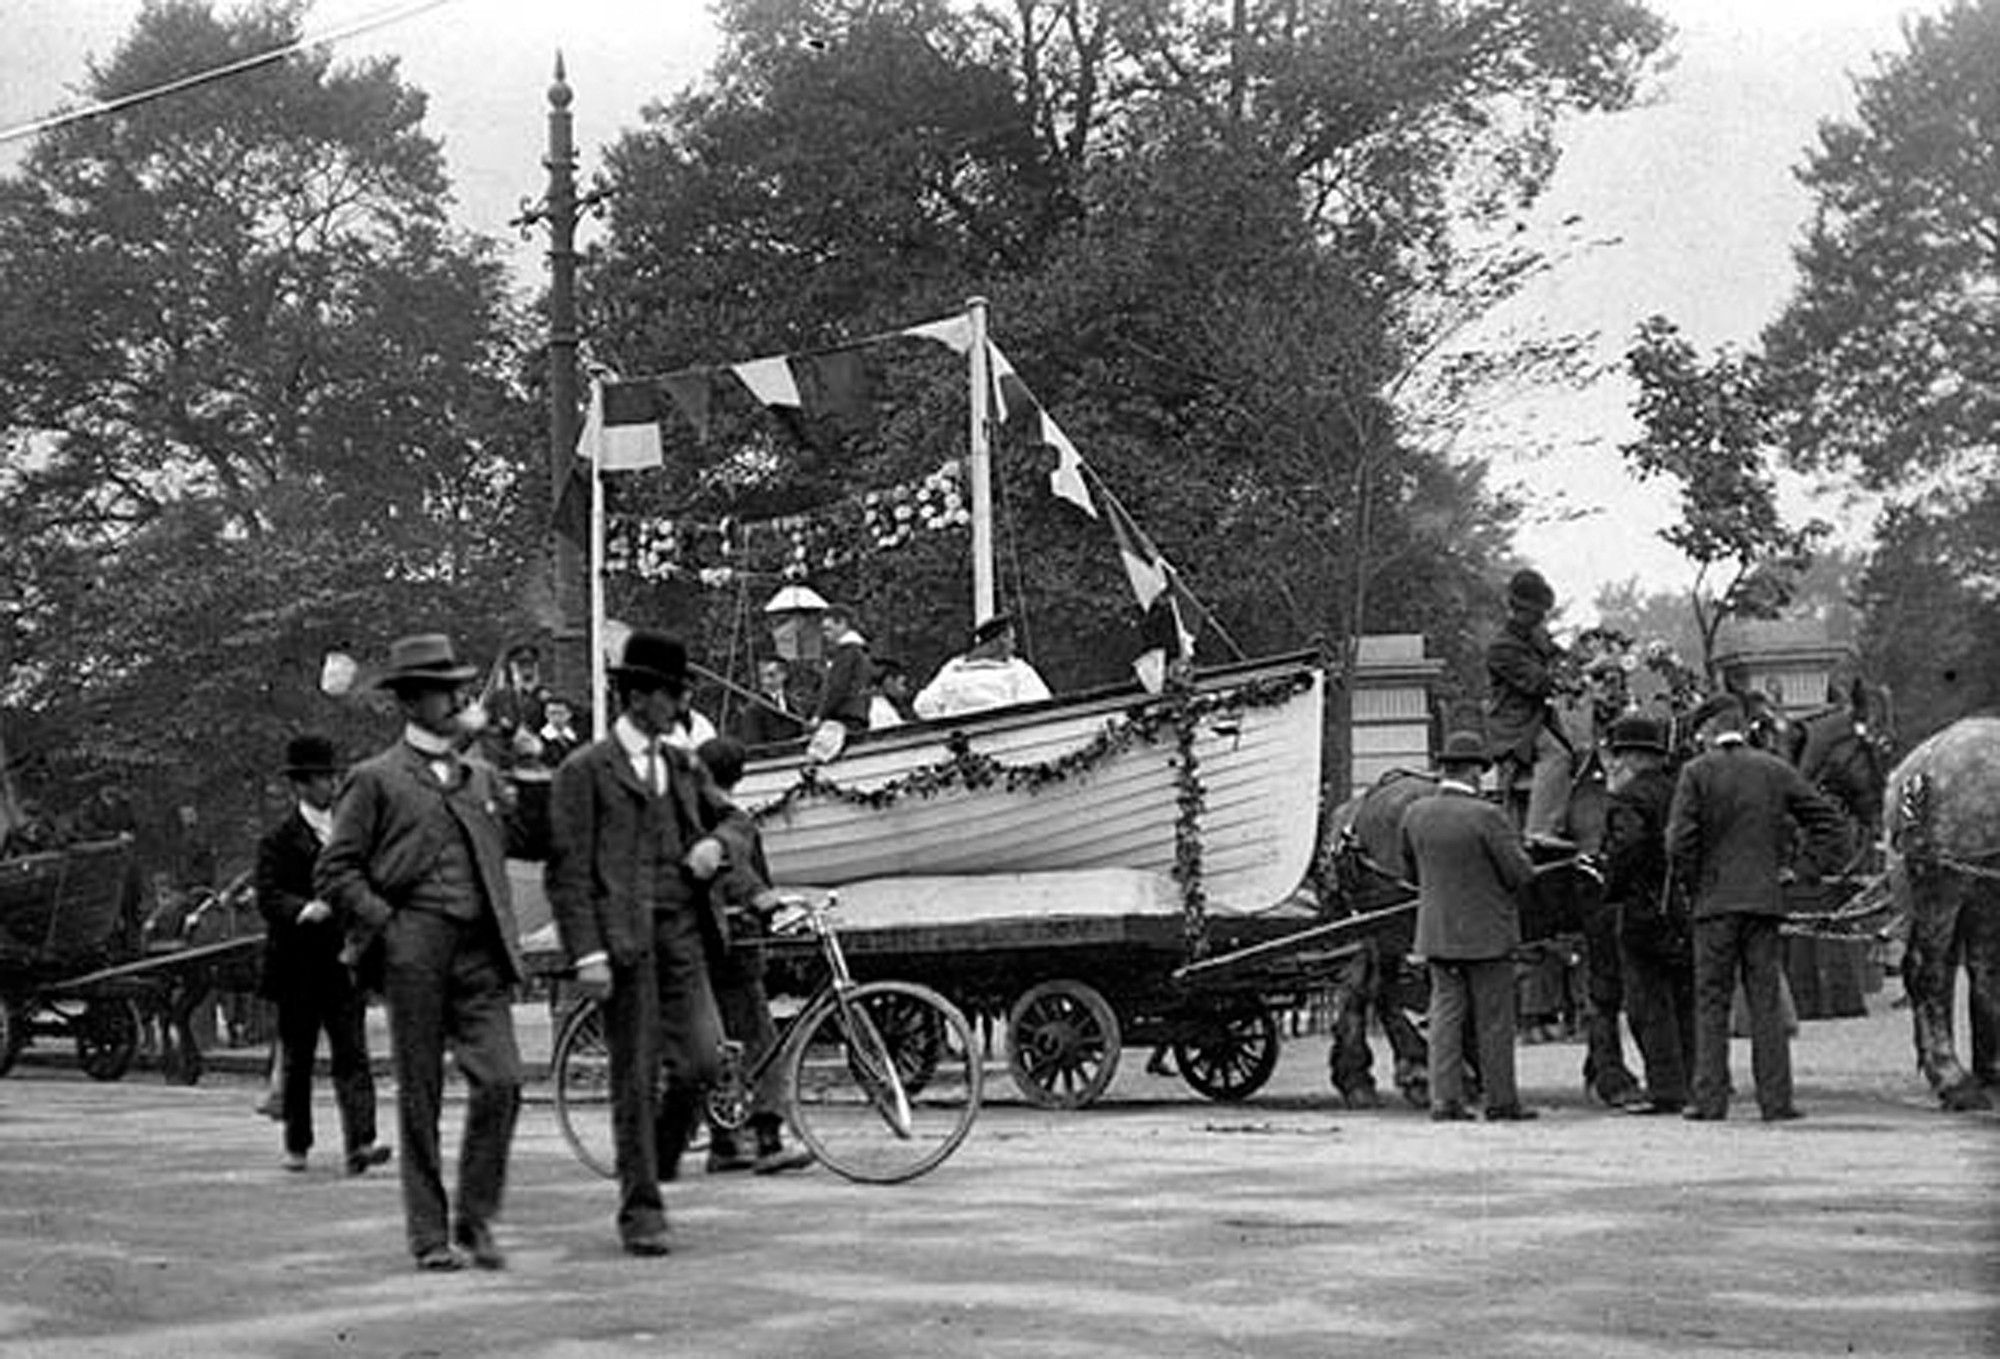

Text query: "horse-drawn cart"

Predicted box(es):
[0, 837, 265, 1084]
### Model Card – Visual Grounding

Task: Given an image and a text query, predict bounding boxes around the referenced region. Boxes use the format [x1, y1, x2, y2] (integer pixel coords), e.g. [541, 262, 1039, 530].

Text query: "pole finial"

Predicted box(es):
[549, 51, 571, 108]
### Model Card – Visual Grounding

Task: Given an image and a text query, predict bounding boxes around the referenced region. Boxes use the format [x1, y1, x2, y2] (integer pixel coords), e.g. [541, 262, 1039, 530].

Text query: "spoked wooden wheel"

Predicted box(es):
[1006, 979, 1121, 1109]
[74, 997, 141, 1082]
[1173, 1001, 1280, 1103]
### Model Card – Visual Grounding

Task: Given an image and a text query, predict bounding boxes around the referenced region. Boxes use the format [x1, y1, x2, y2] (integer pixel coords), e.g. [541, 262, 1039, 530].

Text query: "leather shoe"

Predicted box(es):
[345, 1144, 392, 1176]
[452, 1222, 505, 1271]
[1761, 1106, 1805, 1123]
[622, 1231, 672, 1258]
[282, 1152, 308, 1173]
[1484, 1104, 1539, 1122]
[1624, 1098, 1684, 1116]
[1682, 1107, 1727, 1122]
[1430, 1103, 1476, 1122]
[415, 1245, 465, 1272]
[753, 1145, 814, 1175]
[706, 1145, 756, 1174]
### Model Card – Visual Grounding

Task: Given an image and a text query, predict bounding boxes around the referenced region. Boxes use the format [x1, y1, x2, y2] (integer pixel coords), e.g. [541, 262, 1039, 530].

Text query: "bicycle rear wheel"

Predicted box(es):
[785, 981, 981, 1184]
[551, 999, 616, 1179]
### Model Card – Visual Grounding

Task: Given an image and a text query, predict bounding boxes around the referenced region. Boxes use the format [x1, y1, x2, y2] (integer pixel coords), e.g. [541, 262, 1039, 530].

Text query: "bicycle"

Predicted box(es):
[550, 890, 982, 1184]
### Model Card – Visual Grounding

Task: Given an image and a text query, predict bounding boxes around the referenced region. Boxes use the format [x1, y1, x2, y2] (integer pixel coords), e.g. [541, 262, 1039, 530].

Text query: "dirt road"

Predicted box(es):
[0, 996, 1994, 1358]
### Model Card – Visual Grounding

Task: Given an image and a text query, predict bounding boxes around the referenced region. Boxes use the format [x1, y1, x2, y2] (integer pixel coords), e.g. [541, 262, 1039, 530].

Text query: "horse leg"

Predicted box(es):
[1961, 876, 2000, 1089]
[1903, 864, 1986, 1110]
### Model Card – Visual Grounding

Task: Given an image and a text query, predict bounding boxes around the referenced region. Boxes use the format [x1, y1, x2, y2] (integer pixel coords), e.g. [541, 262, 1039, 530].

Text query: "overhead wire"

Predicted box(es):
[0, 0, 459, 146]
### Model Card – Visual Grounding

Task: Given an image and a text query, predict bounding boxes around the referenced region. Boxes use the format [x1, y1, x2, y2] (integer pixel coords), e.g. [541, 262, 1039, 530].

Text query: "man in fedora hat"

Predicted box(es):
[1399, 730, 1541, 1121]
[256, 733, 389, 1175]
[1602, 713, 1694, 1114]
[913, 613, 1052, 720]
[1486, 567, 1578, 853]
[545, 629, 730, 1257]
[316, 633, 539, 1271]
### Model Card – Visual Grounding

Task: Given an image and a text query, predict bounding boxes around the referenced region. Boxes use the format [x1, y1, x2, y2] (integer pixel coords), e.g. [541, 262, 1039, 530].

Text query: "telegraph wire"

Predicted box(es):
[0, 0, 459, 146]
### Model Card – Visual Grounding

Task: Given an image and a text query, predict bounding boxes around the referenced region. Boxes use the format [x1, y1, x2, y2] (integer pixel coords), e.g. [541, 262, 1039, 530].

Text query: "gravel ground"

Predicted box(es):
[0, 992, 1994, 1358]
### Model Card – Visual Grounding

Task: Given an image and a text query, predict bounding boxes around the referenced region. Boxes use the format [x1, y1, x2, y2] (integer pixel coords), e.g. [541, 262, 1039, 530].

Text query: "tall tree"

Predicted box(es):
[585, 0, 1667, 706]
[0, 1, 538, 858]
[1760, 0, 2000, 737]
[1619, 316, 1830, 682]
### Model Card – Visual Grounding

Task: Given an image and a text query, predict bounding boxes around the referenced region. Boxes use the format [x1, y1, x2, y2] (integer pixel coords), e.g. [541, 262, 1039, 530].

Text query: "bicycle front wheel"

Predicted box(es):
[785, 981, 981, 1184]
[551, 999, 616, 1180]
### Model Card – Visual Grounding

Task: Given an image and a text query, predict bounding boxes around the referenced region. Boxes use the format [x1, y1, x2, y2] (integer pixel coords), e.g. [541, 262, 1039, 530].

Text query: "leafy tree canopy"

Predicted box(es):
[0, 0, 539, 861]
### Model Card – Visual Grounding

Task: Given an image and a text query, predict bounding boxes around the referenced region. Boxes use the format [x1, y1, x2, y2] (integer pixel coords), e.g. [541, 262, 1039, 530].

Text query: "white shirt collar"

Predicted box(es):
[1438, 777, 1481, 795]
[298, 800, 334, 843]
[613, 714, 659, 760]
[403, 723, 454, 757]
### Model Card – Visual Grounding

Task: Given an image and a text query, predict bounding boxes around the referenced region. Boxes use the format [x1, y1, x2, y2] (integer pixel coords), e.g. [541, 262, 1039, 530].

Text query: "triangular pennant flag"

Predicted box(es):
[582, 380, 664, 471]
[1041, 412, 1096, 518]
[551, 459, 591, 548]
[1102, 490, 1169, 612]
[901, 313, 973, 354]
[799, 348, 873, 424]
[987, 344, 1017, 424]
[660, 370, 713, 441]
[731, 355, 802, 409]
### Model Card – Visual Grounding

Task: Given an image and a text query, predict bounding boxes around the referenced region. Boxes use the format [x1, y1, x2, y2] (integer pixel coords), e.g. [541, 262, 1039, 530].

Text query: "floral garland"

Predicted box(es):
[749, 671, 1312, 938]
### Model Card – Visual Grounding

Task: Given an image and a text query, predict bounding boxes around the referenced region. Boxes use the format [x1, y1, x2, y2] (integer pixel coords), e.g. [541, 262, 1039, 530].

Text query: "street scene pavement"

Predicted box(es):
[1, 994, 1995, 1359]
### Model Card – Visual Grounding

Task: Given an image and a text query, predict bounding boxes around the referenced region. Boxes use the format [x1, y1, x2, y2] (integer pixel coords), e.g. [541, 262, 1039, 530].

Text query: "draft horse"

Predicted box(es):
[1883, 716, 2000, 1111]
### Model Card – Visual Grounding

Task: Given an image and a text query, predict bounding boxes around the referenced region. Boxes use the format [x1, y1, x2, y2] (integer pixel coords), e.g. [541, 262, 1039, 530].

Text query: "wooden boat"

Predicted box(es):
[739, 652, 1324, 915]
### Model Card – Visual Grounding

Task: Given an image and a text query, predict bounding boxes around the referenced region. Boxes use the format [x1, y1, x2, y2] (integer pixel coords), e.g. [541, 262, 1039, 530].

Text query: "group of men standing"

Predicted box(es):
[263, 625, 812, 1272]
[1394, 568, 1850, 1126]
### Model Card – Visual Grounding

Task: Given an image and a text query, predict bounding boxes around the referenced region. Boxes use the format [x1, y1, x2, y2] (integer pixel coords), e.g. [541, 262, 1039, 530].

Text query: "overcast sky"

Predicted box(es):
[1, 0, 1942, 621]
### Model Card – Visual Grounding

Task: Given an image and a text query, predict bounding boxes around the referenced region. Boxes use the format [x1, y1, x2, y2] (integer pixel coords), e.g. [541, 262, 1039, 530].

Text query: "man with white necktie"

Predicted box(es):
[316, 634, 539, 1272]
[544, 629, 728, 1258]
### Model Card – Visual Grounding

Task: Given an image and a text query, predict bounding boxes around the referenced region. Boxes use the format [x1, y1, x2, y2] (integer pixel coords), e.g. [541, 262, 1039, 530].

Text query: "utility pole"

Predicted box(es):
[514, 54, 588, 704]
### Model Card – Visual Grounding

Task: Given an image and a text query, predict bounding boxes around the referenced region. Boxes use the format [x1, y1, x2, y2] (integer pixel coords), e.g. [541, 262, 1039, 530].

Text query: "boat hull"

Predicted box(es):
[738, 658, 1325, 914]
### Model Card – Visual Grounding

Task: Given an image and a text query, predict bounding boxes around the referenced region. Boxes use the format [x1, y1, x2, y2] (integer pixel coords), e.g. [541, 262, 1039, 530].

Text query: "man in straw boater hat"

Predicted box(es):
[1398, 730, 1541, 1122]
[544, 629, 733, 1257]
[255, 733, 390, 1176]
[316, 634, 538, 1271]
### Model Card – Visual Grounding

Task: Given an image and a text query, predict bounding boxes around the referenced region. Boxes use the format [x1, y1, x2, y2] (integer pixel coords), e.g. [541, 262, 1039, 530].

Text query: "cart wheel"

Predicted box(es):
[76, 998, 142, 1082]
[0, 998, 26, 1077]
[864, 987, 946, 1095]
[1174, 1002, 1280, 1102]
[1006, 979, 1121, 1109]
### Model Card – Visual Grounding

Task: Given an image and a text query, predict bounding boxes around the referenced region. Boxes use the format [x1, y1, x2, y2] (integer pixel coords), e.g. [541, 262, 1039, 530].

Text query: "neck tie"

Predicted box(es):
[646, 743, 664, 796]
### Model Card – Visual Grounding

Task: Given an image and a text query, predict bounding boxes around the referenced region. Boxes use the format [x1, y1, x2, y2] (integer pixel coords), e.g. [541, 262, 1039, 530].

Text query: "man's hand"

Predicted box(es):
[574, 958, 613, 1001]
[296, 899, 333, 925]
[684, 836, 725, 880]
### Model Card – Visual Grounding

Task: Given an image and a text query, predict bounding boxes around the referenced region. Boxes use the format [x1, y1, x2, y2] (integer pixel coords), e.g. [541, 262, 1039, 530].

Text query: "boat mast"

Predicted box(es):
[967, 296, 996, 626]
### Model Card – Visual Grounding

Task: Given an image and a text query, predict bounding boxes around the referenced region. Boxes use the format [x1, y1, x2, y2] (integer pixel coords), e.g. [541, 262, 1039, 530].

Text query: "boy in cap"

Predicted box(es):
[317, 634, 538, 1271]
[1485, 567, 1577, 852]
[256, 734, 389, 1175]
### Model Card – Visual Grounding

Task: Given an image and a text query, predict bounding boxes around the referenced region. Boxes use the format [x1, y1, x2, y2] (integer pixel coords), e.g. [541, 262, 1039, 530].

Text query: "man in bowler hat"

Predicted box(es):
[316, 634, 539, 1270]
[256, 734, 390, 1175]
[1486, 567, 1577, 852]
[1400, 731, 1541, 1121]
[544, 629, 729, 1256]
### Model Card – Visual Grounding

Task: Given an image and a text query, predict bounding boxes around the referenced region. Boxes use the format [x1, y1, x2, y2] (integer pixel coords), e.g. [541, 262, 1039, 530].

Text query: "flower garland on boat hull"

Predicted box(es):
[748, 671, 1312, 948]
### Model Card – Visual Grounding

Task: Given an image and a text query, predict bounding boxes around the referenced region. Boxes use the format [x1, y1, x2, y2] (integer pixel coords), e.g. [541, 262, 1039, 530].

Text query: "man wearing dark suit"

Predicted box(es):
[1485, 568, 1576, 852]
[256, 734, 388, 1176]
[545, 630, 726, 1257]
[1400, 730, 1540, 1121]
[734, 656, 806, 751]
[811, 604, 874, 735]
[317, 634, 538, 1272]
[1602, 714, 1695, 1115]
[1667, 698, 1847, 1122]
